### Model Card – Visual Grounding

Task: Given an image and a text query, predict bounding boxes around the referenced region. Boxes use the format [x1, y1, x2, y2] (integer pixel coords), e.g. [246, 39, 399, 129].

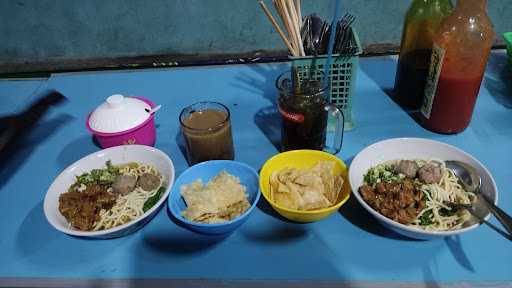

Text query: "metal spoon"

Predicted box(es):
[310, 14, 325, 55]
[445, 160, 512, 236]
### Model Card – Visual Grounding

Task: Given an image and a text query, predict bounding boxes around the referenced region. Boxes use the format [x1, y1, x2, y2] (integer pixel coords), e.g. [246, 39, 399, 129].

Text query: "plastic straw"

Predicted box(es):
[323, 0, 342, 84]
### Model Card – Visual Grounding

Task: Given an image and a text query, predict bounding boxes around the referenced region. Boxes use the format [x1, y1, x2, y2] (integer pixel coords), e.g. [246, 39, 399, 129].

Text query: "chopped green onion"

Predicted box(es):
[419, 210, 434, 226]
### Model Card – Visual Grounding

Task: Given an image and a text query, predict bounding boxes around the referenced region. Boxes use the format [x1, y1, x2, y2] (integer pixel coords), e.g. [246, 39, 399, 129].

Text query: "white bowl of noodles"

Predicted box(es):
[349, 138, 498, 240]
[44, 145, 174, 239]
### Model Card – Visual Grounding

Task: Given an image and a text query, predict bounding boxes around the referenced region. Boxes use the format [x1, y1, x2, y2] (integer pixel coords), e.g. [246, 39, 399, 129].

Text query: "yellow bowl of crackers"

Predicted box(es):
[259, 150, 351, 223]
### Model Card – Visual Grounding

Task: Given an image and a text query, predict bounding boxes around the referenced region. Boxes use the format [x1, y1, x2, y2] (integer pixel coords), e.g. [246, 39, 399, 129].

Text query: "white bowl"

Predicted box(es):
[348, 138, 498, 240]
[44, 145, 175, 239]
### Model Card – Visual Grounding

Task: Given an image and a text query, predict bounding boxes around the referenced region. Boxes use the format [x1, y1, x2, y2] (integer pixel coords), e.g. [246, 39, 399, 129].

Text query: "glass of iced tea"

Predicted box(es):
[179, 102, 234, 165]
[276, 71, 344, 154]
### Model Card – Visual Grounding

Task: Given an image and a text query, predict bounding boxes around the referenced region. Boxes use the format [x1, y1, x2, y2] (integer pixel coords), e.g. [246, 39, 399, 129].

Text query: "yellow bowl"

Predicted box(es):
[259, 150, 351, 222]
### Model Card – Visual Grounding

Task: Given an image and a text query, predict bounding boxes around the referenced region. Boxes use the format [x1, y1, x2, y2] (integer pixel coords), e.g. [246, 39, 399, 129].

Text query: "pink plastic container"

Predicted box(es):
[86, 97, 157, 148]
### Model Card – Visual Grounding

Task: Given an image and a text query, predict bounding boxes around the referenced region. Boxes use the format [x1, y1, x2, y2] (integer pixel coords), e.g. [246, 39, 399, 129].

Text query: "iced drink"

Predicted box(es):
[276, 71, 344, 154]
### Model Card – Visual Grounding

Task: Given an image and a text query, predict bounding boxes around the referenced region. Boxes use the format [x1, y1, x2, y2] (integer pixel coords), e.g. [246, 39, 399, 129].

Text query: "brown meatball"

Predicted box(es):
[112, 175, 137, 195]
[396, 160, 419, 178]
[137, 173, 160, 191]
[418, 163, 442, 184]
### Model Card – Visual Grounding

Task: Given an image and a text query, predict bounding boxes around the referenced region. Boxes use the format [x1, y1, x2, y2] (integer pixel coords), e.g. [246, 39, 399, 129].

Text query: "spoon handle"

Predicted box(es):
[479, 192, 512, 235]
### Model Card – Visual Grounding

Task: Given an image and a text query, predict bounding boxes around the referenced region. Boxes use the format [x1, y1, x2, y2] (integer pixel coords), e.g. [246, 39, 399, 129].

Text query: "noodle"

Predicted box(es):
[93, 163, 163, 231]
[411, 161, 476, 231]
[362, 159, 476, 231]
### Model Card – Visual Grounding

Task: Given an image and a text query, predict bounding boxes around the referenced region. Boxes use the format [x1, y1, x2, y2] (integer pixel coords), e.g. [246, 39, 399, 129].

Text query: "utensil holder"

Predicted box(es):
[504, 32, 512, 66]
[290, 27, 362, 131]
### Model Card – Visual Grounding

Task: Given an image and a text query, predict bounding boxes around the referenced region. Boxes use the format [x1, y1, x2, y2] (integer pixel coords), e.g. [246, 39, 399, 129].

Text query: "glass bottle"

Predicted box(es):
[394, 0, 454, 110]
[420, 0, 494, 134]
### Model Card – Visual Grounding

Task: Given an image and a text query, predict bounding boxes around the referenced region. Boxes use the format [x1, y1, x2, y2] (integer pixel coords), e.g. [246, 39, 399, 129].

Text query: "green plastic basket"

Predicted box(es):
[504, 32, 512, 66]
[291, 27, 362, 131]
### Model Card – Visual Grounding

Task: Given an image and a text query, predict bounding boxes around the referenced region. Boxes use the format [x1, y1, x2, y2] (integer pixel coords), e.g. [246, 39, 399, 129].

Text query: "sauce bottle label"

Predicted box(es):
[421, 43, 446, 119]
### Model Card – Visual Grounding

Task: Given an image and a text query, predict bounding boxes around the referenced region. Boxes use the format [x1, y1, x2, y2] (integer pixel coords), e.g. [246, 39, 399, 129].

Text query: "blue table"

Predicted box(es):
[0, 51, 511, 287]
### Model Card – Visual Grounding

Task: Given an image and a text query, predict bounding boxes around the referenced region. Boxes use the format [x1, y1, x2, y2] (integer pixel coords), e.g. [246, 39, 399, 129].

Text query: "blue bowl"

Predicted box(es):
[168, 160, 261, 235]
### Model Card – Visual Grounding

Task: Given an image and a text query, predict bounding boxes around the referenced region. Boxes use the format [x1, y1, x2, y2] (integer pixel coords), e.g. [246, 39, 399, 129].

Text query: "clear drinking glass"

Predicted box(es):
[179, 101, 235, 165]
[276, 71, 345, 154]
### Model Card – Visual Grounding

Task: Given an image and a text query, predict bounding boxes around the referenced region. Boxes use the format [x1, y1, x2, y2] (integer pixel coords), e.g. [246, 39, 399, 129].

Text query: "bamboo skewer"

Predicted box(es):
[258, 0, 298, 56]
[259, 0, 304, 57]
[273, 0, 298, 53]
[295, 0, 302, 28]
[286, 0, 305, 56]
[279, 0, 302, 56]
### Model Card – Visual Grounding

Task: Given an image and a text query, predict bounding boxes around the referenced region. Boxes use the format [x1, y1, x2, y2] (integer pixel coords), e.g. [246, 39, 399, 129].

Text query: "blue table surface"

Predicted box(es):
[0, 51, 511, 283]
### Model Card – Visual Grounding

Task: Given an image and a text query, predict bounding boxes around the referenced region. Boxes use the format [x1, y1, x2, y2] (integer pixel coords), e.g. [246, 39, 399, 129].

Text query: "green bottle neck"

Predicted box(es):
[407, 0, 453, 21]
[411, 0, 452, 7]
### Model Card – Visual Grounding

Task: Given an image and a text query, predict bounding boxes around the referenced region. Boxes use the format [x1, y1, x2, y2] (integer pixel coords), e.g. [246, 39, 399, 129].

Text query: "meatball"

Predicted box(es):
[137, 173, 160, 191]
[112, 175, 137, 195]
[396, 160, 419, 178]
[418, 163, 442, 184]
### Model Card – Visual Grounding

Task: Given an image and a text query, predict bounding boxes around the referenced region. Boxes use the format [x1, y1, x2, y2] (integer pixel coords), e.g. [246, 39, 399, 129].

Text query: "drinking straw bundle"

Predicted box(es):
[258, 0, 306, 57]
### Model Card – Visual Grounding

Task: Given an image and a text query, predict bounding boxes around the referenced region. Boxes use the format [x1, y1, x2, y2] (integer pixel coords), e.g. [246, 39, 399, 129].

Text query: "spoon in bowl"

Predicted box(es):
[445, 160, 512, 237]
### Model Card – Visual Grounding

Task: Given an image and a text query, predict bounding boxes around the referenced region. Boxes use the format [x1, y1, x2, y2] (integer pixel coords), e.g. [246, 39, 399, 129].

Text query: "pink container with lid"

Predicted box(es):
[86, 94, 161, 148]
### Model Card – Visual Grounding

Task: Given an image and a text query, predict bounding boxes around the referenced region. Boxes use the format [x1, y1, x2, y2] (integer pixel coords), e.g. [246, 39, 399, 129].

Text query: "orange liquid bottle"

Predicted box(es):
[420, 0, 494, 134]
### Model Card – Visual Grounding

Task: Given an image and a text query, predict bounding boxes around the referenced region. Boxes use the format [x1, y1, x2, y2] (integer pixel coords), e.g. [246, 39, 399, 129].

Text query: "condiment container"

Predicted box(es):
[420, 0, 494, 134]
[86, 94, 160, 148]
[394, 0, 453, 110]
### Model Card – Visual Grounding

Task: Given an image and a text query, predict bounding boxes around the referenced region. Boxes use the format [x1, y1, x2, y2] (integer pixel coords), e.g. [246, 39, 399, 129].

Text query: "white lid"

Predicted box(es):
[88, 94, 152, 133]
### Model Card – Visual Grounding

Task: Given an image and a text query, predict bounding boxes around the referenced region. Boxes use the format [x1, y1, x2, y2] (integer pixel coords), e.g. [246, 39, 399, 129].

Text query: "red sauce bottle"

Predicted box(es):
[420, 0, 494, 134]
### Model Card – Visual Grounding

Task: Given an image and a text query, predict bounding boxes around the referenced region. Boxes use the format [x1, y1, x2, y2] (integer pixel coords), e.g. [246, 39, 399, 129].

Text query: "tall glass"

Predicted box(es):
[276, 71, 345, 154]
[179, 102, 235, 165]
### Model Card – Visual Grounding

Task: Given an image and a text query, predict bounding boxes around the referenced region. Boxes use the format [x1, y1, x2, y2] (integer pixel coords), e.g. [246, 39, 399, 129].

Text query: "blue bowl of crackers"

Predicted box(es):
[168, 160, 260, 235]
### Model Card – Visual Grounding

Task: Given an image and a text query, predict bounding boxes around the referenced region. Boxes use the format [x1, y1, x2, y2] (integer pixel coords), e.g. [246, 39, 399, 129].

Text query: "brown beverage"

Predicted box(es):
[276, 71, 344, 154]
[180, 105, 234, 165]
[278, 93, 328, 151]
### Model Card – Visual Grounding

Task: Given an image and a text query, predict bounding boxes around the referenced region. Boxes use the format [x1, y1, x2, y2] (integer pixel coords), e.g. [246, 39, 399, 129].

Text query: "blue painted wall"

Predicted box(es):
[1, 0, 510, 64]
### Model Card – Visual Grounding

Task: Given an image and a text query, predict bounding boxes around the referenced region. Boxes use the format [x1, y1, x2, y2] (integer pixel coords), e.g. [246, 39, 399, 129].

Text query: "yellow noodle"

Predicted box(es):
[92, 163, 162, 231]
[410, 160, 476, 231]
[375, 159, 476, 231]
